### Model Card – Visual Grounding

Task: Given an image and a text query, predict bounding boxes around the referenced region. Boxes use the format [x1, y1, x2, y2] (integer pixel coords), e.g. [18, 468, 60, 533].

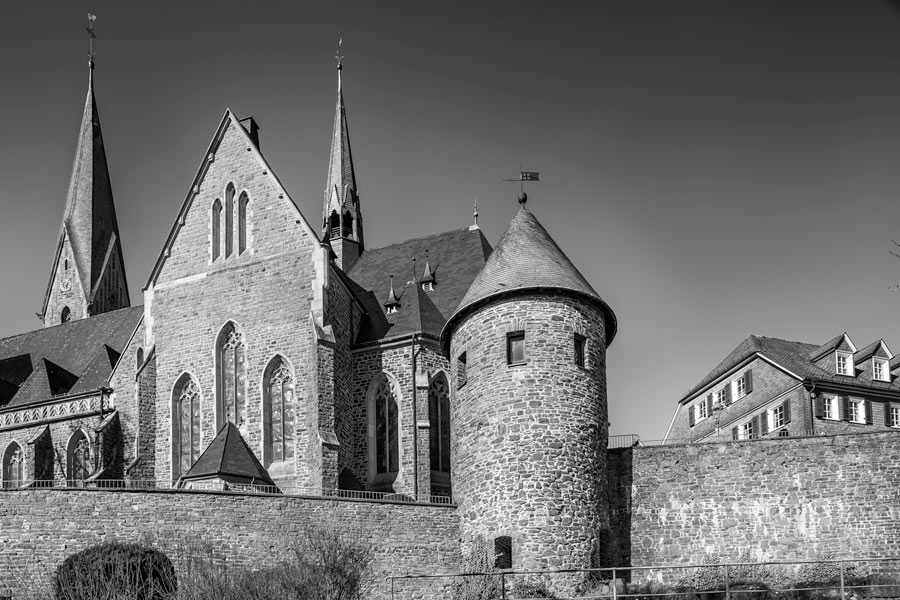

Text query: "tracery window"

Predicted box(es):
[225, 183, 235, 257]
[212, 199, 222, 261]
[238, 192, 249, 255]
[263, 356, 295, 467]
[428, 373, 451, 475]
[173, 374, 201, 479]
[216, 322, 247, 429]
[67, 430, 91, 484]
[369, 374, 399, 475]
[3, 442, 24, 489]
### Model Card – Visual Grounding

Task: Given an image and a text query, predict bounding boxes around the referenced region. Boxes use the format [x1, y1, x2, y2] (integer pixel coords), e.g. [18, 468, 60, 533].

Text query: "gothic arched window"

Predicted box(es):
[368, 373, 400, 477]
[61, 306, 71, 323]
[428, 373, 451, 476]
[225, 183, 235, 257]
[66, 430, 91, 485]
[136, 347, 144, 371]
[342, 211, 353, 237]
[173, 374, 201, 480]
[211, 198, 222, 261]
[238, 192, 249, 255]
[263, 356, 295, 467]
[216, 322, 246, 429]
[3, 442, 24, 489]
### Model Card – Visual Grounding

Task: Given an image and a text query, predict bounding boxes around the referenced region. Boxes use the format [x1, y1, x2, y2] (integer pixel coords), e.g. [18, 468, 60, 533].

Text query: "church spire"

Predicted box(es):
[323, 36, 363, 271]
[41, 19, 129, 327]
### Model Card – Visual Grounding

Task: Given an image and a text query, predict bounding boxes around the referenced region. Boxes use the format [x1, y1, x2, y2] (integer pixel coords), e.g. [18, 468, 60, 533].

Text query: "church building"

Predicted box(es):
[0, 51, 617, 573]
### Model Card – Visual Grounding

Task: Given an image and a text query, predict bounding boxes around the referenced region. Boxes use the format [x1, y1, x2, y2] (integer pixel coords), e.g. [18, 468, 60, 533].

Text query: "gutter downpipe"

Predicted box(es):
[411, 333, 420, 500]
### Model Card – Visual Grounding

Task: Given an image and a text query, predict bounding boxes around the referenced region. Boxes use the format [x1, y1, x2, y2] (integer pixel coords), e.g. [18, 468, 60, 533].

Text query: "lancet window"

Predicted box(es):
[173, 374, 201, 480]
[216, 322, 247, 429]
[2, 442, 24, 489]
[263, 356, 295, 466]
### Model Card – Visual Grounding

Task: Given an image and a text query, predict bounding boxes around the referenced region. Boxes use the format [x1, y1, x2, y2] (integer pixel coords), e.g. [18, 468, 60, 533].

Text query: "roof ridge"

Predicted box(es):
[363, 227, 478, 253]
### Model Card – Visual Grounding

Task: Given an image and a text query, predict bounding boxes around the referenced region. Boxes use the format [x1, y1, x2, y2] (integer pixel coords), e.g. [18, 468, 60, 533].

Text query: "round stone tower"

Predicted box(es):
[441, 200, 617, 579]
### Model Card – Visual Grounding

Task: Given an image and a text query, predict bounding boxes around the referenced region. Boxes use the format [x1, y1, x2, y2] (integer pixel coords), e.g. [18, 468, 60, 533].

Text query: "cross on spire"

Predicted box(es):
[86, 13, 97, 69]
[335, 32, 343, 70]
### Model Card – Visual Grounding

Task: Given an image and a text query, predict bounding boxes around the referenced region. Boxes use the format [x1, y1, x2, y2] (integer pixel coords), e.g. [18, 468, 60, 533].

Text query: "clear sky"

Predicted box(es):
[1, 1, 899, 441]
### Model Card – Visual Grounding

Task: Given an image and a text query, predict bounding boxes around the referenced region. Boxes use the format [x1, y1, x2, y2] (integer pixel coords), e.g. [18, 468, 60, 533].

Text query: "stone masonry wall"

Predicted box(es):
[0, 489, 459, 600]
[610, 430, 900, 573]
[150, 119, 320, 485]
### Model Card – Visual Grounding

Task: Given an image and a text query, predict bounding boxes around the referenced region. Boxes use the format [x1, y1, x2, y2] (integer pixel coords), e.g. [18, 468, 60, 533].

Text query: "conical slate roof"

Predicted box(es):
[42, 66, 129, 317]
[441, 207, 617, 353]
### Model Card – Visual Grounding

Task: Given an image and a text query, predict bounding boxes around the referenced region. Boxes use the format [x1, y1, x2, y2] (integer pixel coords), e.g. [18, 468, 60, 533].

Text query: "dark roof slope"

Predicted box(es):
[346, 227, 492, 344]
[682, 334, 900, 403]
[442, 208, 617, 352]
[182, 422, 274, 486]
[0, 305, 142, 408]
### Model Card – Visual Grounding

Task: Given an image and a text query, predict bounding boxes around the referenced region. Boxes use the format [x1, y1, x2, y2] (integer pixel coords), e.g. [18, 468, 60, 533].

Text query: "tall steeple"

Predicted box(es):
[323, 40, 363, 271]
[41, 50, 130, 327]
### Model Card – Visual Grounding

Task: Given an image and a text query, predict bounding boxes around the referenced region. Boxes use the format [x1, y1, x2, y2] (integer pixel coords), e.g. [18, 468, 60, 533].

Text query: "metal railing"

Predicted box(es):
[387, 557, 900, 600]
[609, 428, 900, 448]
[0, 478, 454, 505]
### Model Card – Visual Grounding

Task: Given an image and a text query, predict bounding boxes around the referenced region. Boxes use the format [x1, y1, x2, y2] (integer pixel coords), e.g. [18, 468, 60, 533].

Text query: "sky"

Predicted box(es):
[1, 1, 899, 441]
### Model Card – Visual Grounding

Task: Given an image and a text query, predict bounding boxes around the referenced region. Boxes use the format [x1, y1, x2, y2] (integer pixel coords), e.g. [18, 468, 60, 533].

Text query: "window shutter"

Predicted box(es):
[886, 403, 893, 427]
[745, 370, 753, 393]
[724, 384, 733, 405]
[752, 416, 760, 438]
[732, 426, 739, 440]
[815, 397, 824, 419]
[841, 396, 850, 422]
[707, 394, 713, 415]
[760, 412, 769, 435]
[689, 405, 695, 427]
[865, 400, 873, 425]
[783, 400, 791, 424]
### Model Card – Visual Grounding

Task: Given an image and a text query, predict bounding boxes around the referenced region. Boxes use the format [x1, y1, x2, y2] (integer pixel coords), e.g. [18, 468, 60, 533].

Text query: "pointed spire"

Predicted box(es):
[322, 37, 363, 271]
[421, 251, 435, 285]
[41, 31, 129, 327]
[384, 275, 401, 313]
[471, 196, 480, 230]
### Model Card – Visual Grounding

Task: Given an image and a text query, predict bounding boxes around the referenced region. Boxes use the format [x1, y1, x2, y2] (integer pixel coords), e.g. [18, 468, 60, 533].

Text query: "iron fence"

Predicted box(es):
[0, 478, 453, 505]
[388, 557, 900, 600]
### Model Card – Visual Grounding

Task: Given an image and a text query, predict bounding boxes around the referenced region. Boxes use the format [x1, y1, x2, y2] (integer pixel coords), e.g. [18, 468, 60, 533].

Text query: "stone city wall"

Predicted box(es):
[609, 430, 900, 575]
[0, 489, 459, 599]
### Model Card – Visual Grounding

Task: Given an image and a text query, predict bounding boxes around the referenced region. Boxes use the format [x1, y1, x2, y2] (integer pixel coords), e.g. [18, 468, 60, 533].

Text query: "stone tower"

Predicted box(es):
[441, 199, 617, 582]
[322, 60, 363, 271]
[41, 60, 129, 327]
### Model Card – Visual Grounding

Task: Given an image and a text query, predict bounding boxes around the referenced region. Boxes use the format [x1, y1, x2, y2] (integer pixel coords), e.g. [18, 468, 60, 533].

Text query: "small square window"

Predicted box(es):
[740, 420, 756, 440]
[457, 352, 467, 388]
[574, 334, 586, 368]
[507, 332, 525, 365]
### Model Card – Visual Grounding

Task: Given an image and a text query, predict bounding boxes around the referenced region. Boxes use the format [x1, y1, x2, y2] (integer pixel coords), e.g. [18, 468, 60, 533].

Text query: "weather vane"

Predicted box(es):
[503, 164, 540, 205]
[335, 32, 343, 69]
[86, 13, 97, 67]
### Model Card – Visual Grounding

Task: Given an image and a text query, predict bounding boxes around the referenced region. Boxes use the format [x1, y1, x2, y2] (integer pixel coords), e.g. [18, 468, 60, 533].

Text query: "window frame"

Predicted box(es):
[849, 397, 865, 424]
[457, 352, 467, 389]
[873, 358, 889, 382]
[836, 352, 853, 376]
[769, 404, 785, 431]
[506, 331, 526, 366]
[891, 406, 900, 429]
[822, 394, 838, 420]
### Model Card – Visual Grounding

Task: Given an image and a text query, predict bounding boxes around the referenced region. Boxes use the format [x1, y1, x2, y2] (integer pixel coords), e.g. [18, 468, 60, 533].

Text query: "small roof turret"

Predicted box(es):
[441, 205, 617, 355]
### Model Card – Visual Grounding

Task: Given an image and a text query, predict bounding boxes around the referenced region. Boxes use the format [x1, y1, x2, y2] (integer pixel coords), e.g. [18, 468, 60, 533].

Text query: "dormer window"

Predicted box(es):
[422, 281, 434, 292]
[874, 358, 889, 382]
[836, 352, 853, 376]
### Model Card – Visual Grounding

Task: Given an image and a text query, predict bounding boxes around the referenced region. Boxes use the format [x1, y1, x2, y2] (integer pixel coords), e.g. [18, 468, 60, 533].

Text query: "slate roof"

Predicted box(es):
[42, 66, 129, 317]
[181, 422, 275, 486]
[346, 227, 492, 344]
[441, 207, 617, 352]
[0, 306, 142, 408]
[681, 334, 900, 403]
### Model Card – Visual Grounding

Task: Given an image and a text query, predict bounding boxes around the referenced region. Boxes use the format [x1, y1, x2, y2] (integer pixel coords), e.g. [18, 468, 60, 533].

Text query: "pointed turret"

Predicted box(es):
[323, 58, 363, 271]
[41, 61, 130, 327]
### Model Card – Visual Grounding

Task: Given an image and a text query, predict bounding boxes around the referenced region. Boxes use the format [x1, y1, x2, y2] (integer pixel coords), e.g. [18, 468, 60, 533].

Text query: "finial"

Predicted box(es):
[421, 251, 435, 287]
[472, 196, 479, 229]
[86, 13, 97, 71]
[335, 32, 344, 71]
[518, 192, 528, 206]
[384, 274, 401, 313]
[503, 168, 539, 209]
